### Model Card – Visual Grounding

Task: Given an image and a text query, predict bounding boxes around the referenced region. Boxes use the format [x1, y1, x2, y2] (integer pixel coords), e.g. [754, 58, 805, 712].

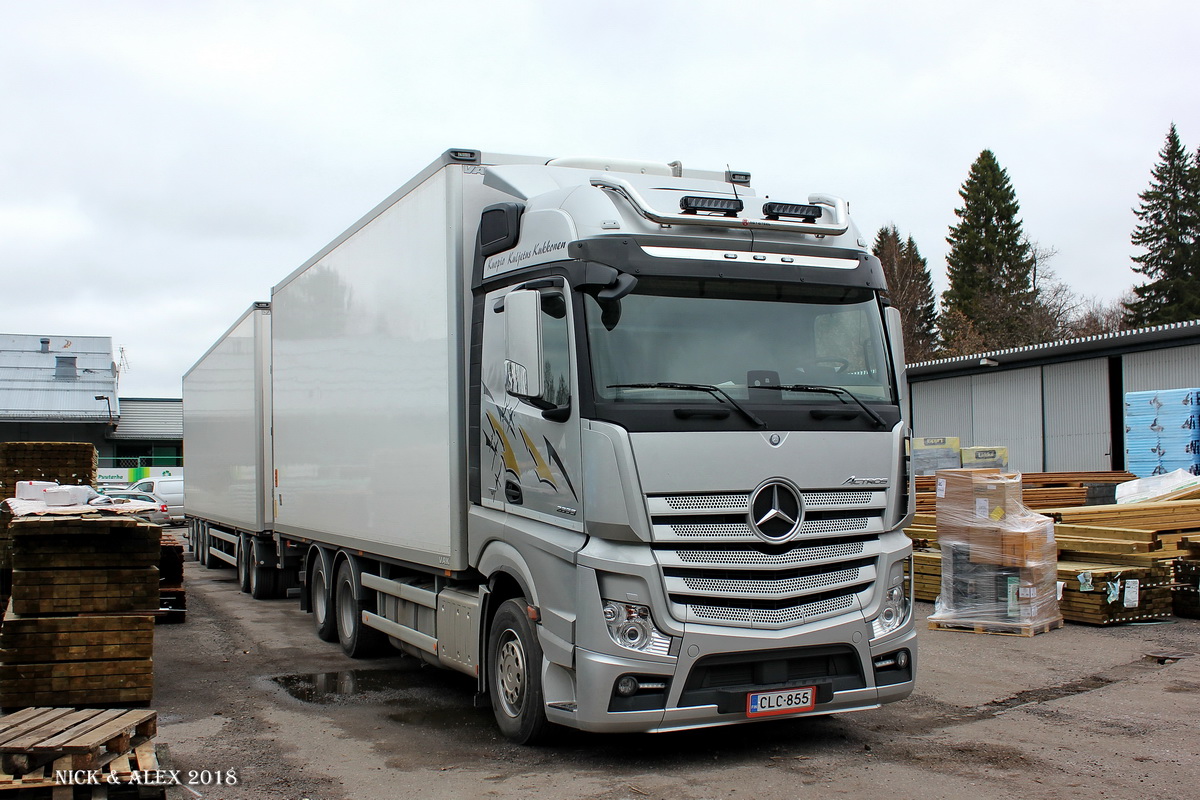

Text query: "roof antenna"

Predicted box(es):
[726, 164, 741, 204]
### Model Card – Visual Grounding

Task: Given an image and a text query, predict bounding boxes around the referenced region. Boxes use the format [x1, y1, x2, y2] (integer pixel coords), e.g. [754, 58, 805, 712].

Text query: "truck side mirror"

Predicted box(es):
[885, 306, 908, 417]
[504, 289, 544, 399]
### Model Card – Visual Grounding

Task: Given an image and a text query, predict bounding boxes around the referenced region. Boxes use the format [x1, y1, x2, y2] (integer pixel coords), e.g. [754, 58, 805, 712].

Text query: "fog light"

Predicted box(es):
[616, 675, 640, 697]
[897, 650, 910, 670]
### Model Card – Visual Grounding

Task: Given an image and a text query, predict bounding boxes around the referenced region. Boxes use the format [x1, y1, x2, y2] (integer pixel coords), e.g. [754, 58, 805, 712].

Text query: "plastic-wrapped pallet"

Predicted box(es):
[1123, 388, 1200, 477]
[928, 468, 1063, 636]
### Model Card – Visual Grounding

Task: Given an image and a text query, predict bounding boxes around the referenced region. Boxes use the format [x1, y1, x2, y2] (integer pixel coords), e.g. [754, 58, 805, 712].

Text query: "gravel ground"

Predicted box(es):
[155, 548, 1200, 800]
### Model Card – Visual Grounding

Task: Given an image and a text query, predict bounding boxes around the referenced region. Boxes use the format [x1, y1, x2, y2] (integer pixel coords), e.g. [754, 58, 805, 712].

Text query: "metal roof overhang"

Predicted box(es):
[907, 320, 1200, 382]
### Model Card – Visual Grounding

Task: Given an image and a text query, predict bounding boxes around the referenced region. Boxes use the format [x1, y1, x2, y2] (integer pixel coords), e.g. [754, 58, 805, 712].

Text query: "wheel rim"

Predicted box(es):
[495, 628, 526, 718]
[337, 578, 356, 638]
[313, 568, 328, 623]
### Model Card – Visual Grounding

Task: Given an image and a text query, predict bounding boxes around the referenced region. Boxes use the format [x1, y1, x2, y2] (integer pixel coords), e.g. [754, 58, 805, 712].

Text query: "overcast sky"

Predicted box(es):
[4, 1, 1199, 398]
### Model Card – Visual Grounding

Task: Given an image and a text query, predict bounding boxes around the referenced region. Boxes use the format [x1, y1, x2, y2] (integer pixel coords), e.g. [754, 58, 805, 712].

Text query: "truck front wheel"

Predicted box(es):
[311, 553, 337, 641]
[487, 599, 549, 744]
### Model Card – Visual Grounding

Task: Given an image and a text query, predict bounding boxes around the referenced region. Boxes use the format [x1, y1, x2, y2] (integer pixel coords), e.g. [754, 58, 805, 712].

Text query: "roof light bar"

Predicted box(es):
[680, 196, 744, 217]
[762, 202, 823, 222]
[590, 176, 850, 236]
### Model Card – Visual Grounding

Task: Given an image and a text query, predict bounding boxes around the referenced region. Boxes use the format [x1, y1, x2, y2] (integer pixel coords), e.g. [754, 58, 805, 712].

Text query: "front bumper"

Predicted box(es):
[545, 620, 917, 734]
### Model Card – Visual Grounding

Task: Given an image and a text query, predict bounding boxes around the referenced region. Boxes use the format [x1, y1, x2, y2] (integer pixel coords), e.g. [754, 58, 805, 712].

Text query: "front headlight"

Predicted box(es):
[871, 559, 912, 638]
[602, 600, 672, 656]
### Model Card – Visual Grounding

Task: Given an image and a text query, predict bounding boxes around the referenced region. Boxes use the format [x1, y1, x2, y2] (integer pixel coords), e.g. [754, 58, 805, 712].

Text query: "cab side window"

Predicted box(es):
[540, 293, 570, 408]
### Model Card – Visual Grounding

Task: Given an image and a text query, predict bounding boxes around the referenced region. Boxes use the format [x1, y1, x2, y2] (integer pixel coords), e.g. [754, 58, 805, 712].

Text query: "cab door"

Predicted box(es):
[479, 282, 583, 527]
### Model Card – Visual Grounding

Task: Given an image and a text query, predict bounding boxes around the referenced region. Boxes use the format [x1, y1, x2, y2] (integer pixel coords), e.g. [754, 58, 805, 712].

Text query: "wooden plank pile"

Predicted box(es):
[1, 442, 100, 610]
[158, 531, 186, 623]
[912, 471, 1134, 515]
[0, 707, 166, 798]
[1056, 560, 1175, 625]
[0, 442, 98, 500]
[0, 516, 159, 708]
[1175, 558, 1200, 619]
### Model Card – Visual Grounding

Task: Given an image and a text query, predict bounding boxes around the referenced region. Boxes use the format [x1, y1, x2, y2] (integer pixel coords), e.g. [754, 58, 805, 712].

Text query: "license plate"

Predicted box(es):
[746, 686, 816, 717]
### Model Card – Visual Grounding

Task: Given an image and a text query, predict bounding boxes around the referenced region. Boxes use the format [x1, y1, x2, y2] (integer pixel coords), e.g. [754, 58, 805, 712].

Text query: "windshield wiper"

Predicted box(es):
[608, 382, 767, 429]
[755, 384, 889, 429]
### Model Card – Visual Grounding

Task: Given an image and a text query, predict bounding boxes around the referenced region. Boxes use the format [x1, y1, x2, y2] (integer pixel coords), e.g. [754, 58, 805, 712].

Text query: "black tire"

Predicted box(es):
[487, 598, 549, 744]
[200, 531, 218, 569]
[237, 535, 252, 593]
[250, 559, 280, 600]
[311, 552, 337, 642]
[334, 561, 385, 658]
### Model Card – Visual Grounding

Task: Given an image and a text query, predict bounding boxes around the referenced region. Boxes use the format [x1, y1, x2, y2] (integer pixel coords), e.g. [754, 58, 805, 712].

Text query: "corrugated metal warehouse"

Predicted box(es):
[907, 320, 1200, 473]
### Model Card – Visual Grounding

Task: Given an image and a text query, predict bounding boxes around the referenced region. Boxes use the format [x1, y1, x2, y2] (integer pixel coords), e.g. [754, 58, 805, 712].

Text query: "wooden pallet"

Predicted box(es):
[929, 617, 1064, 637]
[0, 707, 156, 775]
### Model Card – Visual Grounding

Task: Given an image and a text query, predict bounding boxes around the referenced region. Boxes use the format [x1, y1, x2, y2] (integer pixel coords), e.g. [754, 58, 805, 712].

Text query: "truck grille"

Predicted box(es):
[648, 490, 886, 629]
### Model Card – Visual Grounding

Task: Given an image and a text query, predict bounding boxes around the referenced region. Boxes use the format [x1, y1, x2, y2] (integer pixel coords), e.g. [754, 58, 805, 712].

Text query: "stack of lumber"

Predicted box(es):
[1, 442, 100, 608]
[158, 531, 186, 623]
[1175, 558, 1200, 619]
[1041, 500, 1199, 564]
[0, 516, 158, 708]
[1056, 560, 1175, 624]
[912, 471, 1134, 514]
[0, 707, 166, 798]
[0, 442, 98, 500]
[909, 549, 941, 603]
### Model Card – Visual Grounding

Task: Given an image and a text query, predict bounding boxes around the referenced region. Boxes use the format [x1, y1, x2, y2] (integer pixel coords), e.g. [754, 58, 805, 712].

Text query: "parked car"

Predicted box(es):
[127, 477, 184, 523]
[96, 490, 171, 525]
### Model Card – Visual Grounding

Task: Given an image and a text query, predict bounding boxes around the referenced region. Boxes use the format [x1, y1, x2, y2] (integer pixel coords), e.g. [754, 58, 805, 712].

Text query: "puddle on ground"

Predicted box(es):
[271, 667, 494, 732]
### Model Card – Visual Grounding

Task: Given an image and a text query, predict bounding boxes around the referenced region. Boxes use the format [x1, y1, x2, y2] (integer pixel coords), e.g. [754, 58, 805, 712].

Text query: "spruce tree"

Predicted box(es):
[940, 150, 1036, 350]
[1124, 124, 1200, 326]
[872, 225, 938, 361]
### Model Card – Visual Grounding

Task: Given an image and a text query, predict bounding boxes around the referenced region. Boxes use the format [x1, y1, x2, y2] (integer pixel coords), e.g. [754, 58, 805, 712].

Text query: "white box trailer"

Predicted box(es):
[182, 302, 279, 591]
[185, 149, 917, 743]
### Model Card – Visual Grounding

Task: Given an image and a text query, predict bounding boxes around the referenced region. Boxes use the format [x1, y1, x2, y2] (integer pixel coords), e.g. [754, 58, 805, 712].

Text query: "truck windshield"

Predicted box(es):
[585, 277, 895, 407]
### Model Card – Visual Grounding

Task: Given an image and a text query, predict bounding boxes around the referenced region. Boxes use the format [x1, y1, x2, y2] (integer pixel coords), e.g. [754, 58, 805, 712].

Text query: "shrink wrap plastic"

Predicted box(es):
[928, 468, 1062, 630]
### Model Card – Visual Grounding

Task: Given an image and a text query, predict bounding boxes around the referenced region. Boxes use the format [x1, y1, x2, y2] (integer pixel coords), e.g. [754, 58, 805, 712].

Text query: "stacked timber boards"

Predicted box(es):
[1, 442, 100, 607]
[0, 516, 159, 708]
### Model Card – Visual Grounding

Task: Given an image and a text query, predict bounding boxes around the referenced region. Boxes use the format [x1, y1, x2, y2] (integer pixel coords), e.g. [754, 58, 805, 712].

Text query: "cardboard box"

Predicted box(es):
[961, 446, 1009, 470]
[934, 468, 1021, 523]
[912, 437, 962, 475]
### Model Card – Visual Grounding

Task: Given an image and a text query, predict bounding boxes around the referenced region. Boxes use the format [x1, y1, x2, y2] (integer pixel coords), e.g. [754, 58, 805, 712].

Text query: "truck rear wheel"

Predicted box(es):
[250, 560, 280, 600]
[200, 530, 218, 569]
[311, 552, 337, 641]
[334, 561, 384, 658]
[487, 598, 549, 744]
[237, 535, 252, 593]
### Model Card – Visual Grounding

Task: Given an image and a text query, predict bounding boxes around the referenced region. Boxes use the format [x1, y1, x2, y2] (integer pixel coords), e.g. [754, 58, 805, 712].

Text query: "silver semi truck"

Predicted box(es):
[183, 149, 916, 743]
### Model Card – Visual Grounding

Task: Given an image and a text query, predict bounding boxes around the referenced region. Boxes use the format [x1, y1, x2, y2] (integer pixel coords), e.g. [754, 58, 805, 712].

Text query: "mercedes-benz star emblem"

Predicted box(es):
[748, 480, 804, 542]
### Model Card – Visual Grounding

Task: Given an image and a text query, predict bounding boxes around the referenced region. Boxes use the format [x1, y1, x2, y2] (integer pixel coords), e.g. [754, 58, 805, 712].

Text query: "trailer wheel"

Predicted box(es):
[250, 560, 280, 600]
[237, 535, 252, 593]
[311, 552, 337, 641]
[487, 598, 549, 744]
[200, 530, 218, 569]
[334, 561, 384, 658]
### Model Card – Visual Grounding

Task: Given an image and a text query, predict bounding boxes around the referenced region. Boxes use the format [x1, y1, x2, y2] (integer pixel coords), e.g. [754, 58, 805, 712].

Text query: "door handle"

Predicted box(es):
[505, 480, 523, 505]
